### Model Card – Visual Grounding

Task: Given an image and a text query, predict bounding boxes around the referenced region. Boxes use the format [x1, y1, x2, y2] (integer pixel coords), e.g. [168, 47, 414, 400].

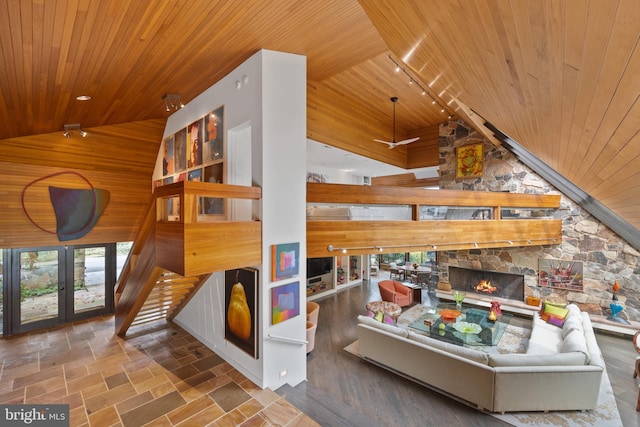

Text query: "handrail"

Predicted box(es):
[267, 334, 308, 346]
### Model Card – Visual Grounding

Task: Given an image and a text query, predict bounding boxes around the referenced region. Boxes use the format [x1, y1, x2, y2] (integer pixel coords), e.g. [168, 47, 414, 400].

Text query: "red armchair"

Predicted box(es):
[378, 280, 413, 307]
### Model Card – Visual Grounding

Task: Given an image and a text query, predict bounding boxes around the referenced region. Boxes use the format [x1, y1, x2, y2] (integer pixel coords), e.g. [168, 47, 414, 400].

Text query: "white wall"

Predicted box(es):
[165, 50, 307, 389]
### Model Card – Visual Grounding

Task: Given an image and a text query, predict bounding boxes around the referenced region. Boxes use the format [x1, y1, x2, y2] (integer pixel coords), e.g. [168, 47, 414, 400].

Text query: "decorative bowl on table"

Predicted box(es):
[452, 322, 482, 334]
[438, 308, 462, 321]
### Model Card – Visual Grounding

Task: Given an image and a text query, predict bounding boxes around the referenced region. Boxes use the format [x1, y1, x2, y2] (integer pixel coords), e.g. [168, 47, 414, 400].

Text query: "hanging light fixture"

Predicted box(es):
[63, 124, 87, 138]
[162, 93, 184, 111]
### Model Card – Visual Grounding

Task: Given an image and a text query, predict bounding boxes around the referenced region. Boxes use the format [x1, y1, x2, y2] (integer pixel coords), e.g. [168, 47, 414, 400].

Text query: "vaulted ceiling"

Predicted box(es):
[2, 1, 640, 234]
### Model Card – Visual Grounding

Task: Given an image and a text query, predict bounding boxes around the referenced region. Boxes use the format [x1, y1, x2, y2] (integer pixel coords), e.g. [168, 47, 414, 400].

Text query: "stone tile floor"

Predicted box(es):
[0, 315, 318, 426]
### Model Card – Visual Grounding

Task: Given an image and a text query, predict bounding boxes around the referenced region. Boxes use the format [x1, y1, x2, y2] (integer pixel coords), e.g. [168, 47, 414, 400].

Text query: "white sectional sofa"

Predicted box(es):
[356, 303, 604, 413]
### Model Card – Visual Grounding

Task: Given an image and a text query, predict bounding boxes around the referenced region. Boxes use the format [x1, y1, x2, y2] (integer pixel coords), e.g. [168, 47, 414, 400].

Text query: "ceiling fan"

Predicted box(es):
[374, 96, 420, 149]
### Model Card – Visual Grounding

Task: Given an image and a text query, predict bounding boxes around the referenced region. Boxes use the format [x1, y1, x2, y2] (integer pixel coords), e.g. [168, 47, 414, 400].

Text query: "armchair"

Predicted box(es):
[306, 301, 320, 325]
[378, 280, 413, 307]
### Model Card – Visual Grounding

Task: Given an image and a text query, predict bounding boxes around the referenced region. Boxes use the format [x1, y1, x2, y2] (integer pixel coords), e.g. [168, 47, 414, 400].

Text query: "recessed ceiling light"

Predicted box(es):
[76, 95, 91, 101]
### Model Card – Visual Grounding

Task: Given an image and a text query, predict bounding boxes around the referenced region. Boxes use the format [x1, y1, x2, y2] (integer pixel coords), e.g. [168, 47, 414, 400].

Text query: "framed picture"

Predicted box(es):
[204, 105, 224, 163]
[174, 128, 187, 173]
[271, 242, 300, 281]
[203, 163, 224, 215]
[225, 268, 259, 359]
[188, 119, 203, 168]
[538, 258, 583, 292]
[271, 282, 300, 325]
[163, 135, 175, 176]
[455, 143, 484, 180]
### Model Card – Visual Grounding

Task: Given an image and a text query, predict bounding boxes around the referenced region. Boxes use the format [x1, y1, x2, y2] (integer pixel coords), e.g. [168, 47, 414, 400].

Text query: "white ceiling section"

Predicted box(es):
[307, 139, 438, 180]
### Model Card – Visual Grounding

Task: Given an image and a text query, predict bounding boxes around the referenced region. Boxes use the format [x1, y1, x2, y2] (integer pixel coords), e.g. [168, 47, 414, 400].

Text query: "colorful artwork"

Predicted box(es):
[271, 242, 300, 281]
[203, 163, 224, 215]
[174, 128, 187, 173]
[187, 168, 202, 182]
[188, 119, 203, 168]
[225, 268, 259, 359]
[538, 258, 584, 292]
[455, 143, 484, 180]
[204, 106, 224, 162]
[163, 135, 174, 175]
[22, 171, 110, 241]
[271, 282, 300, 325]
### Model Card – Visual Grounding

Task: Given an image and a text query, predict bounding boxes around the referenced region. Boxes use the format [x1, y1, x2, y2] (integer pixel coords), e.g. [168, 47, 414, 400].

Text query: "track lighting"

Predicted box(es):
[63, 124, 87, 138]
[162, 93, 184, 112]
[325, 238, 554, 254]
[388, 55, 451, 116]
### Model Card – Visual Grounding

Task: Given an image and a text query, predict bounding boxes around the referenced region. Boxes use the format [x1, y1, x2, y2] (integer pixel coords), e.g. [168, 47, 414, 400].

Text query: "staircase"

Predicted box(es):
[128, 271, 210, 327]
[114, 181, 263, 336]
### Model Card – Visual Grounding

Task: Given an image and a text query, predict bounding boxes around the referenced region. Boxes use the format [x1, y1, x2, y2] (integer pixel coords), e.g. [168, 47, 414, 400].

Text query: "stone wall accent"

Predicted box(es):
[437, 120, 640, 322]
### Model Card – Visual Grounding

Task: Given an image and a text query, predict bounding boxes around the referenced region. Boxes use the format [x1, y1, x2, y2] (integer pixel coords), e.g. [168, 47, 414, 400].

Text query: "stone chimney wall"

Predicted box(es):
[437, 120, 640, 322]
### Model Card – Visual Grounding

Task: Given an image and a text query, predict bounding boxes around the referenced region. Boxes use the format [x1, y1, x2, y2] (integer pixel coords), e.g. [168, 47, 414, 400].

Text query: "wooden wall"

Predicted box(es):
[0, 119, 165, 248]
[307, 82, 440, 169]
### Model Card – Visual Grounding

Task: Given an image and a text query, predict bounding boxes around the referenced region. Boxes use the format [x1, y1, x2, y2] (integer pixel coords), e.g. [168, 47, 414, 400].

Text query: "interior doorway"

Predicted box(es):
[3, 244, 116, 336]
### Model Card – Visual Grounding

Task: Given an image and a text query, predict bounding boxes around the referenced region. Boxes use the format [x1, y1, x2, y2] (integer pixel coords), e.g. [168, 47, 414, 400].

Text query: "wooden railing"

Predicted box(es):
[114, 181, 262, 336]
[306, 183, 562, 257]
[153, 181, 262, 276]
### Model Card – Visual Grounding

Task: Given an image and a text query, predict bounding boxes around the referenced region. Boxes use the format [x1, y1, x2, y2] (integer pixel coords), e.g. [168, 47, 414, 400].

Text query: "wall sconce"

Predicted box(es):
[63, 124, 87, 138]
[162, 93, 184, 111]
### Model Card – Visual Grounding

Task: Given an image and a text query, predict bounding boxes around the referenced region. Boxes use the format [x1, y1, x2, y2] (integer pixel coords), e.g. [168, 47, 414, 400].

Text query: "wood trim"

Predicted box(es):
[370, 173, 439, 187]
[307, 219, 561, 257]
[307, 183, 561, 208]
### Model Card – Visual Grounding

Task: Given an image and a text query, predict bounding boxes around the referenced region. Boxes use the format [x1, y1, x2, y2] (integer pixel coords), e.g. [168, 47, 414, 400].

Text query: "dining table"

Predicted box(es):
[399, 265, 431, 282]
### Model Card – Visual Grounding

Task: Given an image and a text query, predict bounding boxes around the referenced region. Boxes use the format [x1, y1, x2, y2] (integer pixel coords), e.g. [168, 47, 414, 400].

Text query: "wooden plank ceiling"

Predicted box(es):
[1, 0, 639, 232]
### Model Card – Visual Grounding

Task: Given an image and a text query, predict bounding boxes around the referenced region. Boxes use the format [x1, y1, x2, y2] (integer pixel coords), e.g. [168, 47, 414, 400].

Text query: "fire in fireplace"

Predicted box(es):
[474, 279, 498, 294]
[449, 266, 524, 301]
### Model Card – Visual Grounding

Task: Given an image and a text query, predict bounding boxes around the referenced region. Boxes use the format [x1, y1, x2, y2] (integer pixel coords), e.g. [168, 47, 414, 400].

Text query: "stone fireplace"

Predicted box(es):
[449, 266, 525, 302]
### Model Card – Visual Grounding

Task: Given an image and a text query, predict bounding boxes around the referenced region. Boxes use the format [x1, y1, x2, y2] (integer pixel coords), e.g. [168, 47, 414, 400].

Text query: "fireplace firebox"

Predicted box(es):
[449, 266, 524, 301]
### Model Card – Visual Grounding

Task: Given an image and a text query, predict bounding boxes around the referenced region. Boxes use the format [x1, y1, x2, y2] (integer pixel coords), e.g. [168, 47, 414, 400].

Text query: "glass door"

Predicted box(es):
[8, 245, 115, 335]
[15, 248, 63, 332]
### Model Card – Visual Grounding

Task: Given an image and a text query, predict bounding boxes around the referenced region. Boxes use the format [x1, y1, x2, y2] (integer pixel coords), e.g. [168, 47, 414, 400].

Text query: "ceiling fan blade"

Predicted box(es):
[395, 137, 420, 146]
[373, 139, 394, 147]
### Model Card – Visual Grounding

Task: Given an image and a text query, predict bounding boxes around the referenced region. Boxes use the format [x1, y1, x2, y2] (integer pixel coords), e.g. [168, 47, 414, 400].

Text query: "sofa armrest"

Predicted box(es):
[492, 365, 603, 412]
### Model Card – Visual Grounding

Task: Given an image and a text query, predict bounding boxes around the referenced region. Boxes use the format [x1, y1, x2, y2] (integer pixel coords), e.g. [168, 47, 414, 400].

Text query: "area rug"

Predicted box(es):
[346, 304, 624, 426]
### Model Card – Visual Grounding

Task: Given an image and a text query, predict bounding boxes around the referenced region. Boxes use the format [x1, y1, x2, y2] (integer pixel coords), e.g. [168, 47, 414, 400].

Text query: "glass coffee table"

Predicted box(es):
[407, 303, 512, 347]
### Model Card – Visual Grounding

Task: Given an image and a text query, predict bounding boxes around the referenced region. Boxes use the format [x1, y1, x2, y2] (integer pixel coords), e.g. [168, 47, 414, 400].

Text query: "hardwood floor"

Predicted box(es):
[279, 275, 640, 427]
[1, 274, 638, 426]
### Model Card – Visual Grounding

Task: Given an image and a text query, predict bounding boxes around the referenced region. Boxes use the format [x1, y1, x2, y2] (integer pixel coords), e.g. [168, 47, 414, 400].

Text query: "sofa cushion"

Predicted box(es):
[561, 328, 591, 364]
[357, 315, 408, 338]
[562, 313, 584, 338]
[488, 352, 586, 367]
[527, 314, 563, 354]
[407, 331, 489, 365]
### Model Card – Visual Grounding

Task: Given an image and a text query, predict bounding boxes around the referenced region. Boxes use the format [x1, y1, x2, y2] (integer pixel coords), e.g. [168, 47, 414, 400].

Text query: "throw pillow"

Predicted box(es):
[544, 303, 569, 320]
[547, 314, 565, 327]
[374, 311, 384, 322]
[383, 314, 395, 325]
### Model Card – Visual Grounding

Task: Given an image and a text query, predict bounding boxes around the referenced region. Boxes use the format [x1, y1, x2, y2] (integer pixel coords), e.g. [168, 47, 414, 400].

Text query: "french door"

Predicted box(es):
[5, 244, 115, 335]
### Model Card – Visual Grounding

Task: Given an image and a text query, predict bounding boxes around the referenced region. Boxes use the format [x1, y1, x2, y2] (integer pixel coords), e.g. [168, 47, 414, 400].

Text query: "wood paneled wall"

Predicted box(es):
[0, 119, 165, 248]
[307, 82, 440, 169]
